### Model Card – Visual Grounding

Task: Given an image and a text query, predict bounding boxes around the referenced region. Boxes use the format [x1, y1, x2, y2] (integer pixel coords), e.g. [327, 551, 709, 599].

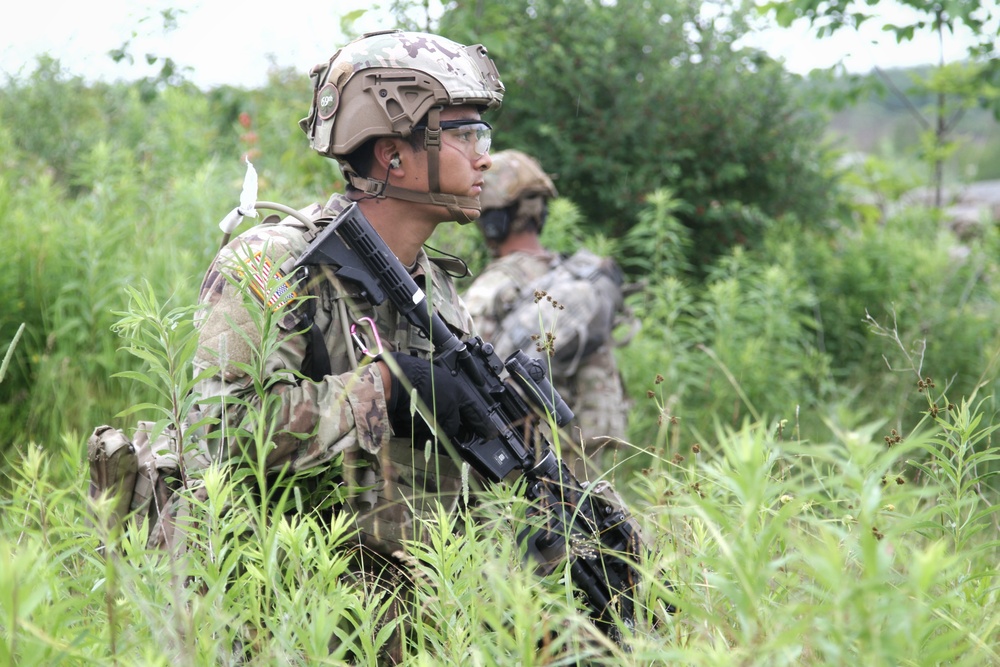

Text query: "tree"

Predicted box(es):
[432, 0, 837, 273]
[766, 0, 1000, 206]
[108, 8, 191, 98]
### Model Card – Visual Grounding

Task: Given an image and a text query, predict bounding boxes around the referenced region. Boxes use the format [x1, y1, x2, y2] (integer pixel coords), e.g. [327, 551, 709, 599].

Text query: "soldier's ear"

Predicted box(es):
[375, 138, 402, 173]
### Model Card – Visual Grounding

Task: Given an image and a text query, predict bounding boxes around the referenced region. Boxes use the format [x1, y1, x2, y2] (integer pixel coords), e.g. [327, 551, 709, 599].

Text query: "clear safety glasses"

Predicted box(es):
[415, 119, 493, 157]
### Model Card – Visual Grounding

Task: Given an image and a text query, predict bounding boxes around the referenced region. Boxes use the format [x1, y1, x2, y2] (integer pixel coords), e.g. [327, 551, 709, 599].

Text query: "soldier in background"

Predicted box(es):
[463, 150, 631, 468]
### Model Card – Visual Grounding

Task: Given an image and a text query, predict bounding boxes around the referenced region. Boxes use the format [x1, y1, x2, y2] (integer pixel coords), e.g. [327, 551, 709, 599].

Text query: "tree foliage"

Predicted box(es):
[436, 0, 838, 271]
[766, 0, 999, 65]
[5, 1, 999, 474]
[765, 0, 1000, 205]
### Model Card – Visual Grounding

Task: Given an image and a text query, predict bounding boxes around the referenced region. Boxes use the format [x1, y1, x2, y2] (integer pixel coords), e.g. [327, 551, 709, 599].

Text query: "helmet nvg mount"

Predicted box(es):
[299, 30, 504, 223]
[477, 149, 558, 246]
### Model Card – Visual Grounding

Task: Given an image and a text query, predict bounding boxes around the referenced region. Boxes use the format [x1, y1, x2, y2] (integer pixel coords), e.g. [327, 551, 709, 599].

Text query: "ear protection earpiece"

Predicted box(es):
[479, 207, 512, 242]
[389, 154, 401, 170]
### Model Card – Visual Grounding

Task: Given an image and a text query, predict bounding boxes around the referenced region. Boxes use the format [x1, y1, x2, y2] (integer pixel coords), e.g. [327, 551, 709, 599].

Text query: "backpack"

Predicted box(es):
[492, 248, 624, 378]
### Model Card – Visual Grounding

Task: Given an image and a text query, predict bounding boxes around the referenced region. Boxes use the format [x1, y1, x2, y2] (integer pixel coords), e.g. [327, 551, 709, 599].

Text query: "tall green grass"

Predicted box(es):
[3, 282, 998, 664]
[2, 329, 996, 663]
[0, 61, 329, 457]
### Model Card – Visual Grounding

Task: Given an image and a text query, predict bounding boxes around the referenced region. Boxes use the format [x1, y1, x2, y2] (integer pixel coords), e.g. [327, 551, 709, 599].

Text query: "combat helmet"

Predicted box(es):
[478, 149, 558, 247]
[299, 30, 504, 222]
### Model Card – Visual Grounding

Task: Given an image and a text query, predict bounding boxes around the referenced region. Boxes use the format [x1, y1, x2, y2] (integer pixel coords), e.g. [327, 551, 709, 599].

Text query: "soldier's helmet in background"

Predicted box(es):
[478, 149, 559, 245]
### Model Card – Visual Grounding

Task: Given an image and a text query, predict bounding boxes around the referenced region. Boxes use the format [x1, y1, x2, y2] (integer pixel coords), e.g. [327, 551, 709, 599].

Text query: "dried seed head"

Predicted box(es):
[570, 537, 599, 560]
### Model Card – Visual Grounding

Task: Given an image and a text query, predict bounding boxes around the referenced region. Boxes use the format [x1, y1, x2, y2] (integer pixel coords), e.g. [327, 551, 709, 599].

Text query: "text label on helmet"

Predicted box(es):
[318, 83, 339, 120]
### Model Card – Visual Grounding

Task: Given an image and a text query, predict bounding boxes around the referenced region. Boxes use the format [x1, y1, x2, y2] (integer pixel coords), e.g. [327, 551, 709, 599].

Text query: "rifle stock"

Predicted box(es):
[296, 202, 649, 640]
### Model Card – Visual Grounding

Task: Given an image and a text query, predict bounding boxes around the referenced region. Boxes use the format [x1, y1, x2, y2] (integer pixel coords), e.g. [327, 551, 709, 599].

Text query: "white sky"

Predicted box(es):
[0, 0, 989, 89]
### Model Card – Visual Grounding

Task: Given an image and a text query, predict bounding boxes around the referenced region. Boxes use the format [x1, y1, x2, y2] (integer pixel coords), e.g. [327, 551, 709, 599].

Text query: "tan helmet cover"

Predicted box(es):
[480, 150, 558, 211]
[477, 150, 558, 241]
[300, 30, 505, 159]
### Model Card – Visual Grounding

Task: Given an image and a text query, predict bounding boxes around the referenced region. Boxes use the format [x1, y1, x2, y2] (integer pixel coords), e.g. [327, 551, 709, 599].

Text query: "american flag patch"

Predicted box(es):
[245, 252, 298, 310]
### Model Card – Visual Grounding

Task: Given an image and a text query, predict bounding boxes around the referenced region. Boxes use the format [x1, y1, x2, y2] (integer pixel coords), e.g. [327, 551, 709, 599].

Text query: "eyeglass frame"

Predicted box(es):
[412, 119, 493, 157]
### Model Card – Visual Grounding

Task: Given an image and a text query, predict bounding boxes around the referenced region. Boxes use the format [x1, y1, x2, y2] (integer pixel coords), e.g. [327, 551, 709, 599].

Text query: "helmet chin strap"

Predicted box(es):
[343, 106, 480, 224]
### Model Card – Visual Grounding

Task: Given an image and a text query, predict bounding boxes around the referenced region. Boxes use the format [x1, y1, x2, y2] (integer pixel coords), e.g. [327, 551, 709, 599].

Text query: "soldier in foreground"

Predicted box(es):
[463, 150, 631, 466]
[155, 30, 503, 663]
[127, 30, 655, 663]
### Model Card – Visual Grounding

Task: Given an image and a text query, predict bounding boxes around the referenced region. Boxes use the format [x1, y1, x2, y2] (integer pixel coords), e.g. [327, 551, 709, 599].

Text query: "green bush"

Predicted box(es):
[615, 191, 833, 451]
[0, 60, 328, 457]
[766, 202, 1000, 437]
[438, 0, 838, 270]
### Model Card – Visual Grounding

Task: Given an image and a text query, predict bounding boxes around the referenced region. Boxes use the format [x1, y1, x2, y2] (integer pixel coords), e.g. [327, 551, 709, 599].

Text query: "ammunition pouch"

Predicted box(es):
[87, 421, 181, 539]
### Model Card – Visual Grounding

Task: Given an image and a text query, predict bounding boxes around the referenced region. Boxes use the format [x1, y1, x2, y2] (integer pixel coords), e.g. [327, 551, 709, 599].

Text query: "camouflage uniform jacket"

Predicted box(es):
[462, 250, 628, 449]
[164, 193, 475, 555]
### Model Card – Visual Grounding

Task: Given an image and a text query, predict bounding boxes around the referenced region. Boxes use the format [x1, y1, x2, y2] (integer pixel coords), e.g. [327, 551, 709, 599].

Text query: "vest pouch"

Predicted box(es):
[130, 421, 182, 526]
[87, 421, 183, 538]
[87, 425, 139, 531]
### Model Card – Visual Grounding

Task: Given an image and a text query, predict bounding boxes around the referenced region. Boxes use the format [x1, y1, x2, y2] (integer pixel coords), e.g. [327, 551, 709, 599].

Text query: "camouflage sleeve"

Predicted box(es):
[565, 343, 628, 444]
[461, 264, 521, 344]
[191, 231, 391, 473]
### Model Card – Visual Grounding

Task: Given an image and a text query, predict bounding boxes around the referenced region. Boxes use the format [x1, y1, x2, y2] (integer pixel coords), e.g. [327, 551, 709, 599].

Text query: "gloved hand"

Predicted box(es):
[383, 352, 492, 443]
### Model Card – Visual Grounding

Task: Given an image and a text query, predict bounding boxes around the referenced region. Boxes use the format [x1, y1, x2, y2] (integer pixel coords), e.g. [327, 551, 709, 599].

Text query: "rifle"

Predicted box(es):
[295, 202, 650, 641]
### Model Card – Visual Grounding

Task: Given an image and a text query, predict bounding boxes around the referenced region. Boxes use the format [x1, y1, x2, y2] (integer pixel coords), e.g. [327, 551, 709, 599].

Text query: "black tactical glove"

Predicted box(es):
[384, 352, 492, 443]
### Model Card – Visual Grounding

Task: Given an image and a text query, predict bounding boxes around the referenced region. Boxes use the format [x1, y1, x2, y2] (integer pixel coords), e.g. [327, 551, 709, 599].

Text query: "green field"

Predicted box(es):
[2, 16, 999, 664]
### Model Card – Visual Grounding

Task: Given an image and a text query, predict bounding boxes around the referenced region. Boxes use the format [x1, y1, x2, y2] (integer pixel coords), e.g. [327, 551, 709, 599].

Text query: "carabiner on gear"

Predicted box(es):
[350, 317, 383, 358]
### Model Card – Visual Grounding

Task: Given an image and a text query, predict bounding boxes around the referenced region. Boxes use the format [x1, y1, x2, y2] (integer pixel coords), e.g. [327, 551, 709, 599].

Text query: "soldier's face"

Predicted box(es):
[406, 105, 493, 220]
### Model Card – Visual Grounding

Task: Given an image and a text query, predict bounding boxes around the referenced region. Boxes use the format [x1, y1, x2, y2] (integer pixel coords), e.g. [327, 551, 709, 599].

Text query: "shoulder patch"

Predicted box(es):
[244, 251, 299, 311]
